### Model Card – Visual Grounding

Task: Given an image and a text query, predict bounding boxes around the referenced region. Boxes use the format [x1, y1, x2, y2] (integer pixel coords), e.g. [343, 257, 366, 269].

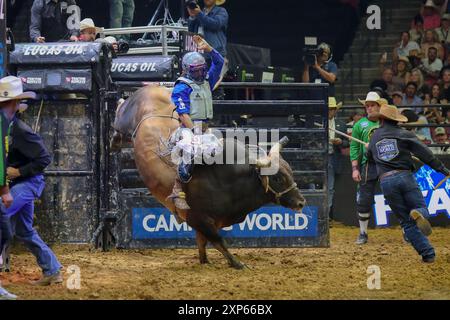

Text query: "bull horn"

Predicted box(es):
[256, 156, 271, 168]
[269, 136, 289, 156]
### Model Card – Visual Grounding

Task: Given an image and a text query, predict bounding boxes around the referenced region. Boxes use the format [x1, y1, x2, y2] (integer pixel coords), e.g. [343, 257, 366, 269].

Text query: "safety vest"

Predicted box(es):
[175, 77, 213, 120]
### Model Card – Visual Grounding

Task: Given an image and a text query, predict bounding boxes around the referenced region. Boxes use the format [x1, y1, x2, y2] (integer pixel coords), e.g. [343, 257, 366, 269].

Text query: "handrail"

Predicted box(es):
[339, 103, 450, 109]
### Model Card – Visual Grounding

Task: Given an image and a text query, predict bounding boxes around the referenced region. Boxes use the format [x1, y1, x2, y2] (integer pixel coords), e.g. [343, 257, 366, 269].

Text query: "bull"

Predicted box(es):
[111, 86, 306, 269]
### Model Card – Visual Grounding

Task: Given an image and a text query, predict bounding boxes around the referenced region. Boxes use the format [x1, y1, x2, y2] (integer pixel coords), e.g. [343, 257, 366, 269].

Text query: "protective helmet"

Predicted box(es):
[182, 52, 207, 84]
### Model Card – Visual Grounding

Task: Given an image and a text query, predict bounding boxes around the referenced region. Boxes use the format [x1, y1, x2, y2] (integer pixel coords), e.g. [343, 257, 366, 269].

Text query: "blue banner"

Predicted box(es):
[374, 165, 450, 226]
[132, 206, 318, 239]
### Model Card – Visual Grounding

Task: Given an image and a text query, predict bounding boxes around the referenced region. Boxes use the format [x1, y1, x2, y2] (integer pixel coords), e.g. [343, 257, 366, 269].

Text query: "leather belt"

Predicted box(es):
[379, 170, 409, 180]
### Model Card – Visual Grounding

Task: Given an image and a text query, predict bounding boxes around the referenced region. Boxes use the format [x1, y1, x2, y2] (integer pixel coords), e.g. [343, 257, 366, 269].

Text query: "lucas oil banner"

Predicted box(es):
[373, 165, 450, 226]
[132, 206, 318, 240]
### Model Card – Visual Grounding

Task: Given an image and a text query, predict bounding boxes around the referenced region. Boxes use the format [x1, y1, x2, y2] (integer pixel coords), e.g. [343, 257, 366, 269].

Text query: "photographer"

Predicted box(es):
[30, 0, 79, 43]
[302, 42, 338, 96]
[187, 0, 229, 58]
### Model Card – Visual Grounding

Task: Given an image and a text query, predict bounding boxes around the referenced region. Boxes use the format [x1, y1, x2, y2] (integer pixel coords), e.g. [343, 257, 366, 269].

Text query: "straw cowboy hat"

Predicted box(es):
[216, 0, 226, 5]
[328, 97, 342, 109]
[358, 91, 383, 105]
[379, 104, 408, 123]
[79, 18, 103, 33]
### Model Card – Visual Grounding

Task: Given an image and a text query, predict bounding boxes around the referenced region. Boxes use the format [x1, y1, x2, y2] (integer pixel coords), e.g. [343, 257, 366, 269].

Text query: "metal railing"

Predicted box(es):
[100, 25, 188, 55]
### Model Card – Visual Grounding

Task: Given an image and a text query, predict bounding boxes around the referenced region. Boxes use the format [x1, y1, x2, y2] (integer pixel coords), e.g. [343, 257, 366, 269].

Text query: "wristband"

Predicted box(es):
[352, 165, 359, 172]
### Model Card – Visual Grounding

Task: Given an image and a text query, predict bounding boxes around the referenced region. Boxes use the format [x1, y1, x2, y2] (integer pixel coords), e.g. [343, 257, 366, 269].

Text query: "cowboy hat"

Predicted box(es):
[328, 97, 342, 109]
[0, 76, 36, 103]
[379, 104, 408, 122]
[79, 18, 103, 33]
[424, 0, 439, 9]
[358, 91, 382, 105]
[216, 0, 226, 5]
[391, 91, 403, 98]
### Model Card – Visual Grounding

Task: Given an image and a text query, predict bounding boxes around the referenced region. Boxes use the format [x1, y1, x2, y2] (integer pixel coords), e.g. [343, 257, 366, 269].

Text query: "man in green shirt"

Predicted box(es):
[350, 92, 382, 245]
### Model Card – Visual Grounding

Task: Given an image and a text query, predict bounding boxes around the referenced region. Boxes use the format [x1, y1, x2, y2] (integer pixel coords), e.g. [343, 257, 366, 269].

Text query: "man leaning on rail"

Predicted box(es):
[0, 76, 63, 286]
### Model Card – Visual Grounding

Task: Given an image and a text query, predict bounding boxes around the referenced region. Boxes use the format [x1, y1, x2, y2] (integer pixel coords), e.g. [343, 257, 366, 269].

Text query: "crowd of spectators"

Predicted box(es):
[373, 0, 450, 152]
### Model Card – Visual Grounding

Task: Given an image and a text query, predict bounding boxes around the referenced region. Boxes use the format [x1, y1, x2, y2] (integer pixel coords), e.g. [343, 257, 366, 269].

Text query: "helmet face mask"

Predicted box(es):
[182, 52, 208, 84]
[188, 64, 208, 83]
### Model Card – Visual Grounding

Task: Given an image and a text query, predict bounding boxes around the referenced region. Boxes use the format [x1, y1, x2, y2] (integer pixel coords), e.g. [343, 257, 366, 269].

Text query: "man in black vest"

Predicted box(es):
[0, 76, 62, 285]
[30, 0, 79, 43]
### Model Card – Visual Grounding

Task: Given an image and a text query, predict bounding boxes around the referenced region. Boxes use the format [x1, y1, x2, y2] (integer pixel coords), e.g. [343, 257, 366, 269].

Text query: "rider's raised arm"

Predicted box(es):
[208, 49, 225, 89]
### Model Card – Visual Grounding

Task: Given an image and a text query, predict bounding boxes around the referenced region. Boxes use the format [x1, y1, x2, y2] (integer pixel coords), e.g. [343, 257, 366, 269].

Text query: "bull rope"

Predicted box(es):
[132, 114, 180, 171]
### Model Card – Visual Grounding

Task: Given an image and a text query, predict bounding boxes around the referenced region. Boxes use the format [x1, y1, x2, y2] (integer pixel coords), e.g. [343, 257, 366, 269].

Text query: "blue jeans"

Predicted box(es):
[109, 0, 135, 29]
[0, 175, 62, 276]
[380, 171, 435, 258]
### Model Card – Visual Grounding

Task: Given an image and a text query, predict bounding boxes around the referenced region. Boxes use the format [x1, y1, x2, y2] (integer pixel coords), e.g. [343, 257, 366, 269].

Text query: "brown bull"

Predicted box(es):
[111, 86, 306, 269]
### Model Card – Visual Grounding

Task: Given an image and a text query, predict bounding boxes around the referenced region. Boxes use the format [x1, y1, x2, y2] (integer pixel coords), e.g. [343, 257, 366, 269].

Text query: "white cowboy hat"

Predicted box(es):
[328, 97, 342, 109]
[216, 0, 226, 5]
[0, 76, 36, 103]
[79, 18, 103, 33]
[358, 91, 382, 105]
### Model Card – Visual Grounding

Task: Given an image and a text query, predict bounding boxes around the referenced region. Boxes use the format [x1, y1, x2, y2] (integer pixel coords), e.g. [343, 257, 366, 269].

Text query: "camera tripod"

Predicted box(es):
[141, 0, 182, 40]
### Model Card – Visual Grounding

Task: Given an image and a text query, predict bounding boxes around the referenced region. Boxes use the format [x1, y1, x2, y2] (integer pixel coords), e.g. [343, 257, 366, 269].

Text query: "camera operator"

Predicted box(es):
[187, 0, 229, 59]
[30, 0, 79, 43]
[302, 43, 338, 96]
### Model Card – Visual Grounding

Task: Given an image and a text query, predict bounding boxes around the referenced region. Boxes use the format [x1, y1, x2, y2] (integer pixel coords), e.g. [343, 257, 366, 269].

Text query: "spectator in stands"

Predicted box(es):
[379, 54, 410, 92]
[369, 80, 392, 103]
[188, 0, 229, 58]
[435, 13, 450, 47]
[402, 108, 433, 143]
[77, 18, 102, 42]
[391, 91, 404, 106]
[419, 47, 443, 85]
[393, 57, 411, 91]
[444, 52, 450, 67]
[302, 43, 338, 97]
[410, 14, 425, 43]
[402, 82, 424, 112]
[430, 127, 450, 153]
[393, 31, 421, 62]
[30, 0, 79, 43]
[109, 0, 135, 39]
[421, 0, 445, 30]
[423, 84, 445, 122]
[438, 67, 450, 98]
[421, 29, 445, 59]
[380, 68, 396, 95]
[408, 68, 430, 99]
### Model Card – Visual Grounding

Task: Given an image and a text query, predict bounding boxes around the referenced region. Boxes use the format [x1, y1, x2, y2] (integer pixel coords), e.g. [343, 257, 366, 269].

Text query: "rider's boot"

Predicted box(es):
[167, 179, 191, 210]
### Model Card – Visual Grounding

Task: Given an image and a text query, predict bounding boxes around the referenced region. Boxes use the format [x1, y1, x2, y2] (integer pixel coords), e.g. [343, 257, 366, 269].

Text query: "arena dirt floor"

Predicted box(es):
[1, 224, 449, 300]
